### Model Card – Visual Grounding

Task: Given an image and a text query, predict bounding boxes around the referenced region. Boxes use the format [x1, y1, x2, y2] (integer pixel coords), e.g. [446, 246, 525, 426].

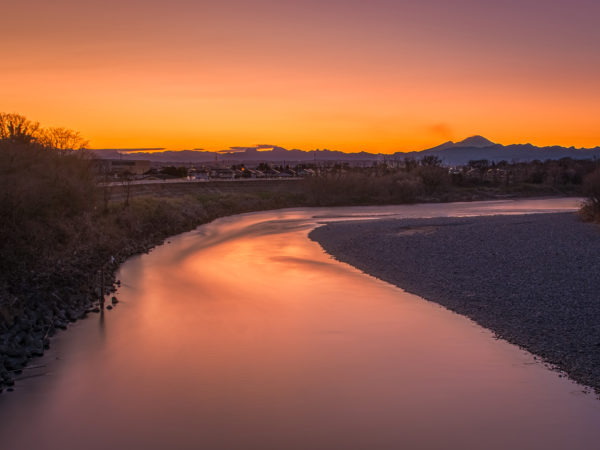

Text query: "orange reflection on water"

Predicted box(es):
[0, 199, 598, 450]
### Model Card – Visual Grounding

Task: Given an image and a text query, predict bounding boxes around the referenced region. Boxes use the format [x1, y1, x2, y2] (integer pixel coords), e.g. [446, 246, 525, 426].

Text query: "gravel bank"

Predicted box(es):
[310, 212, 600, 391]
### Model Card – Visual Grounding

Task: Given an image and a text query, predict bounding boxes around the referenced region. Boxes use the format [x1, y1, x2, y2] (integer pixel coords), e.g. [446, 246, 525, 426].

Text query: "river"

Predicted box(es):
[1, 198, 599, 449]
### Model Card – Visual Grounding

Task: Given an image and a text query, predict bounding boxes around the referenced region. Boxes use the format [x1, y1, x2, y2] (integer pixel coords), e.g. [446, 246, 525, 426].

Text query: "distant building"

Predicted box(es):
[94, 159, 151, 175]
[187, 169, 209, 180]
[210, 168, 236, 179]
[297, 168, 316, 177]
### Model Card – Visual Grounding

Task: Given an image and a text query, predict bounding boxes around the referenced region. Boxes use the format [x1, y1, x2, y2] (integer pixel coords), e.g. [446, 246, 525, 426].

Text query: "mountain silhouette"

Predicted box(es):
[91, 137, 600, 166]
[454, 135, 496, 148]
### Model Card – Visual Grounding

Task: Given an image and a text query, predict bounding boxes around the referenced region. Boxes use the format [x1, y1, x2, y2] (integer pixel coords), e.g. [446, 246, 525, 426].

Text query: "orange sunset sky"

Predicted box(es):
[2, 0, 599, 153]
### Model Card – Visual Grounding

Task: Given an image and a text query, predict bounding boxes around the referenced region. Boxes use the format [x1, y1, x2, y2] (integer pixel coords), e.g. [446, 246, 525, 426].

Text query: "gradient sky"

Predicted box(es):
[2, 0, 599, 152]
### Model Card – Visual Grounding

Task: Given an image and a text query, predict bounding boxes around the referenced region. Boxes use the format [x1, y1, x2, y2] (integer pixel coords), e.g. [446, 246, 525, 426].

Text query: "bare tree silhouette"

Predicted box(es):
[0, 113, 41, 144]
[39, 127, 89, 151]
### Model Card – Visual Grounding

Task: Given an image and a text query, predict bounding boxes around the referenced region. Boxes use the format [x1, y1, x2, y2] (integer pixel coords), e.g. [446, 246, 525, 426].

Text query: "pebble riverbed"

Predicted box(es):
[310, 212, 600, 392]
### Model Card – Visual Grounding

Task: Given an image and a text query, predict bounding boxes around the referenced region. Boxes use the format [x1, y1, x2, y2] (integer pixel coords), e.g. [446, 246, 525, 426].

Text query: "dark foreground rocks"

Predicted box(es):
[0, 241, 156, 392]
[310, 212, 600, 392]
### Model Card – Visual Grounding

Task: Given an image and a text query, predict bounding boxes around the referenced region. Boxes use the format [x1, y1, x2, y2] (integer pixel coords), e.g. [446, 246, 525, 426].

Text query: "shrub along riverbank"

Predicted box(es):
[0, 133, 597, 391]
[580, 168, 600, 222]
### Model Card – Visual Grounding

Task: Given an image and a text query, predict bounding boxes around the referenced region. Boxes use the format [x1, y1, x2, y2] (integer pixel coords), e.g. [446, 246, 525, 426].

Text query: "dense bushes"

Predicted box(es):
[580, 168, 600, 222]
[414, 165, 449, 193]
[302, 171, 424, 206]
[0, 141, 96, 277]
[0, 137, 209, 303]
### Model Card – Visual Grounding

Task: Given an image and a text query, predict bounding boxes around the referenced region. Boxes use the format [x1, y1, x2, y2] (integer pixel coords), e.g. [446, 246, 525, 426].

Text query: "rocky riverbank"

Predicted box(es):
[0, 237, 159, 392]
[310, 212, 600, 392]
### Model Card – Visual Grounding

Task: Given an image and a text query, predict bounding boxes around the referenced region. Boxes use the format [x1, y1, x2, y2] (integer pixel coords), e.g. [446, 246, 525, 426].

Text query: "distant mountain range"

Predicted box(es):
[90, 136, 600, 166]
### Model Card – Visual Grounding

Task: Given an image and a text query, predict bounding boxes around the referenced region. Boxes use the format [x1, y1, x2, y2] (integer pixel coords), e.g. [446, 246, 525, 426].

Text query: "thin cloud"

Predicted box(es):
[428, 123, 454, 141]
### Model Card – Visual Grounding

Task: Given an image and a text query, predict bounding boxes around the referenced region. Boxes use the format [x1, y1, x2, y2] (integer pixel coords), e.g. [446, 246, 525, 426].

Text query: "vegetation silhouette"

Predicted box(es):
[580, 168, 600, 221]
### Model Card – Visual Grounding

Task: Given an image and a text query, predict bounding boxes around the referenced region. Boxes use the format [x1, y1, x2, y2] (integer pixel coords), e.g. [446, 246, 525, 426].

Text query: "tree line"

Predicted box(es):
[0, 113, 88, 151]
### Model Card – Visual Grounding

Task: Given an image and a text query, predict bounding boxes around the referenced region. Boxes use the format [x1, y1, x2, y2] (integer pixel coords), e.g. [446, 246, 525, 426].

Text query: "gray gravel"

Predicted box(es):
[310, 212, 600, 391]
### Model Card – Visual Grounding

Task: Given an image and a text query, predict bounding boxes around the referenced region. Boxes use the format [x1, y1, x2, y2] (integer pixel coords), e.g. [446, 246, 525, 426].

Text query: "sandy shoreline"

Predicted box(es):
[310, 212, 600, 392]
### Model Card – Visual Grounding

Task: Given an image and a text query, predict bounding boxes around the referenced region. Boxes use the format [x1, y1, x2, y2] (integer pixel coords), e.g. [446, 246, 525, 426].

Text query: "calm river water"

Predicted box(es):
[1, 199, 599, 449]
